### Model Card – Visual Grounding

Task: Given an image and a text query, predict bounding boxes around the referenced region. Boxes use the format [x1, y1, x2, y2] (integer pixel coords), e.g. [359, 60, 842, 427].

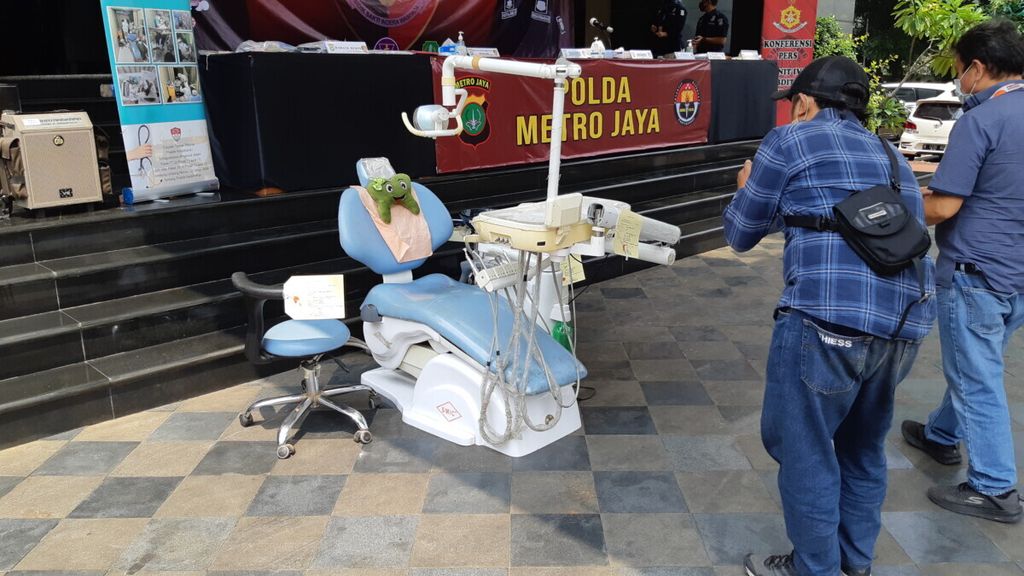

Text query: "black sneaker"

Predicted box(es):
[901, 420, 962, 465]
[927, 482, 1023, 524]
[843, 567, 872, 576]
[745, 552, 798, 575]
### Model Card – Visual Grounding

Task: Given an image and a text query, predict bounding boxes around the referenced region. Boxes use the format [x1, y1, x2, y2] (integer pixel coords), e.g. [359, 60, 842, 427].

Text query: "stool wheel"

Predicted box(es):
[277, 443, 295, 459]
[239, 412, 254, 427]
[354, 430, 373, 444]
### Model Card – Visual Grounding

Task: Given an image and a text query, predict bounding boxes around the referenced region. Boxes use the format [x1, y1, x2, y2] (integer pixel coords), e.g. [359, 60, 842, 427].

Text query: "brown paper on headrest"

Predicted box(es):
[355, 185, 433, 263]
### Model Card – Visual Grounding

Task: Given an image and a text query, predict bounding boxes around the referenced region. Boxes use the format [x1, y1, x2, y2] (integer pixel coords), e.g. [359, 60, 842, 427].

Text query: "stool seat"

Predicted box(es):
[263, 319, 351, 358]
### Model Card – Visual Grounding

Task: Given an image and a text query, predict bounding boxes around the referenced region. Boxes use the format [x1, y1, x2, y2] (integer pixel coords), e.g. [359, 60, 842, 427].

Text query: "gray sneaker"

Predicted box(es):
[928, 482, 1022, 524]
[744, 552, 798, 576]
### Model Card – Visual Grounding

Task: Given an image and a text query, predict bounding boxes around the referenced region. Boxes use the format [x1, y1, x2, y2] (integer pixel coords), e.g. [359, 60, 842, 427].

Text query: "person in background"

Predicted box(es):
[723, 56, 936, 575]
[901, 19, 1024, 525]
[693, 0, 728, 53]
[651, 0, 686, 56]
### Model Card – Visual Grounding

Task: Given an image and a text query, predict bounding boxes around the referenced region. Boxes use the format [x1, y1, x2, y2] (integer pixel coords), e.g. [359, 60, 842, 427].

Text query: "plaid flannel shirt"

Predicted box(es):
[723, 108, 936, 341]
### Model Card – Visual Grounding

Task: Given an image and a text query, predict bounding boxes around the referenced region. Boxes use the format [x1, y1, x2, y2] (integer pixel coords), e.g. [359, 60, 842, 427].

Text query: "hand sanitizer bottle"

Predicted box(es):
[456, 31, 467, 55]
[685, 39, 694, 54]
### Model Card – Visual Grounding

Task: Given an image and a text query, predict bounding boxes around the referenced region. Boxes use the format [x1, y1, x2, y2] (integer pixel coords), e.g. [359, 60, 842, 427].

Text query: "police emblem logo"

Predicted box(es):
[774, 0, 807, 33]
[674, 80, 701, 126]
[348, 0, 431, 27]
[501, 0, 518, 20]
[171, 127, 182, 142]
[457, 77, 492, 147]
[531, 0, 551, 22]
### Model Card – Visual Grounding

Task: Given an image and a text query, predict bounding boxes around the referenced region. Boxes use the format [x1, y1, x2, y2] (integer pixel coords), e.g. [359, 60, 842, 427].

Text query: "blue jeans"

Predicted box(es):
[763, 309, 920, 576]
[925, 270, 1024, 496]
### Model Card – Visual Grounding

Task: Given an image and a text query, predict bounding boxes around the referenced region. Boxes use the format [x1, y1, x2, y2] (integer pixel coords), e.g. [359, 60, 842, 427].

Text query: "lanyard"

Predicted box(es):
[991, 82, 1024, 99]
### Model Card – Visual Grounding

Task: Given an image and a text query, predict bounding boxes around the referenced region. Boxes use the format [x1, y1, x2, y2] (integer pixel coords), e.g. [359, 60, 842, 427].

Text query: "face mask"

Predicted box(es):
[954, 63, 977, 103]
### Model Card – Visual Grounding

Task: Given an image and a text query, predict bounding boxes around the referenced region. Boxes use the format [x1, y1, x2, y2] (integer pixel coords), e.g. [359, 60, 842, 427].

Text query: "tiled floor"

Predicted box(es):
[2, 236, 1023, 575]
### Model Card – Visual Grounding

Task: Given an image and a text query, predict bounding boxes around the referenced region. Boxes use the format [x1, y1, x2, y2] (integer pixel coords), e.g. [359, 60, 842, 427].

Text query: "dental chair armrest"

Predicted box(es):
[231, 272, 283, 365]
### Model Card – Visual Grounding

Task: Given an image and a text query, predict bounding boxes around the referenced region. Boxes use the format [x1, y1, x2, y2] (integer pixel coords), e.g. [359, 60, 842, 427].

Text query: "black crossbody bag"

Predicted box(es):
[784, 136, 931, 339]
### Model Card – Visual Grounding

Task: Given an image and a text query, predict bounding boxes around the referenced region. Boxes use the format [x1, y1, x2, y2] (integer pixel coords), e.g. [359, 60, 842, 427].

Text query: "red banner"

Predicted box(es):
[431, 59, 712, 174]
[761, 0, 817, 124]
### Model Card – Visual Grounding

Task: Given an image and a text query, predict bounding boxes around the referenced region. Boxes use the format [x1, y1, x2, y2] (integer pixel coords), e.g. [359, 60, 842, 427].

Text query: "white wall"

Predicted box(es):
[817, 0, 856, 33]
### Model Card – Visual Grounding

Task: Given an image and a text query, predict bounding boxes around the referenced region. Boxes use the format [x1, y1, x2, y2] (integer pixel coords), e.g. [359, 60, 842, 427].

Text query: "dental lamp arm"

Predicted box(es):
[401, 88, 469, 138]
[583, 197, 682, 245]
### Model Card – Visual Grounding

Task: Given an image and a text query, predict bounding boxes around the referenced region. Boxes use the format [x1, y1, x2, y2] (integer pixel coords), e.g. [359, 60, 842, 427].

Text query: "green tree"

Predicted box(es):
[815, 15, 859, 59]
[988, 0, 1024, 33]
[811, 17, 906, 134]
[893, 0, 989, 80]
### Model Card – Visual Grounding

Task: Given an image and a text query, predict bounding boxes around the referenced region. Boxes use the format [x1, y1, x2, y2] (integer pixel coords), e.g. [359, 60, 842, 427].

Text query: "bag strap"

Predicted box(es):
[877, 135, 901, 193]
[784, 137, 903, 231]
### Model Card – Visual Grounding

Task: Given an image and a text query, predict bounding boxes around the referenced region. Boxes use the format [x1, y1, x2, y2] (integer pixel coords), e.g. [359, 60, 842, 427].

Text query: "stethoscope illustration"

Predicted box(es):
[137, 124, 159, 187]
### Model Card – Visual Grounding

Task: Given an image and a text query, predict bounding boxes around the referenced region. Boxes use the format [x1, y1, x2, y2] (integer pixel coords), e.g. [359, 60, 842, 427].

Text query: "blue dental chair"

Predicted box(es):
[231, 272, 374, 459]
[339, 158, 586, 457]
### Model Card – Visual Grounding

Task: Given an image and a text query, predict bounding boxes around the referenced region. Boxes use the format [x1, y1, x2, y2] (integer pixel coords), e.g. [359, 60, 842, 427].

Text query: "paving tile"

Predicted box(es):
[620, 569, 715, 576]
[245, 475, 345, 517]
[155, 475, 266, 517]
[640, 381, 713, 406]
[916, 564, 1024, 576]
[586, 435, 670, 471]
[176, 386, 263, 413]
[73, 412, 170, 442]
[312, 516, 419, 568]
[735, 434, 778, 470]
[576, 342, 628, 362]
[409, 570, 508, 576]
[676, 471, 779, 513]
[113, 518, 237, 572]
[602, 287, 646, 300]
[430, 443, 513, 473]
[971, 515, 1024, 563]
[581, 407, 657, 435]
[0, 476, 103, 518]
[662, 435, 751, 471]
[669, 325, 729, 342]
[510, 569, 617, 576]
[307, 571, 405, 576]
[649, 406, 730, 435]
[623, 342, 684, 360]
[629, 360, 697, 382]
[594, 471, 687, 513]
[210, 516, 329, 571]
[270, 439, 361, 475]
[510, 514, 607, 567]
[873, 526, 915, 566]
[0, 519, 59, 570]
[701, 381, 765, 406]
[678, 341, 746, 360]
[410, 514, 510, 568]
[69, 477, 182, 518]
[422, 472, 510, 514]
[13, 518, 148, 571]
[882, 469, 935, 512]
[581, 381, 648, 407]
[602, 513, 709, 567]
[511, 471, 599, 514]
[353, 437, 440, 473]
[0, 441, 67, 476]
[149, 412, 236, 442]
[192, 441, 278, 475]
[692, 359, 761, 382]
[582, 360, 636, 380]
[0, 477, 20, 500]
[110, 442, 211, 477]
[511, 435, 591, 471]
[883, 511, 1008, 564]
[692, 513, 791, 565]
[334, 473, 430, 515]
[33, 442, 137, 476]
[716, 405, 763, 435]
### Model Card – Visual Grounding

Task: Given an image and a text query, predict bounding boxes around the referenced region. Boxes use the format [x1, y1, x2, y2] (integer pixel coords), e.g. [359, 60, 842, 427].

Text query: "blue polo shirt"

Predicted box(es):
[930, 80, 1024, 294]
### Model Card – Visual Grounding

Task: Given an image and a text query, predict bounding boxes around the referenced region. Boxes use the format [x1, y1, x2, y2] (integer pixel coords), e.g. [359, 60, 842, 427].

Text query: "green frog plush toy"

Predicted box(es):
[367, 173, 420, 224]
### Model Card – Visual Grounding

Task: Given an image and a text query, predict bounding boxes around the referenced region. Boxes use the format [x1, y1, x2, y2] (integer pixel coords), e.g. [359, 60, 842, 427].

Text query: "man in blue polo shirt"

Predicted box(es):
[723, 56, 936, 576]
[901, 20, 1024, 524]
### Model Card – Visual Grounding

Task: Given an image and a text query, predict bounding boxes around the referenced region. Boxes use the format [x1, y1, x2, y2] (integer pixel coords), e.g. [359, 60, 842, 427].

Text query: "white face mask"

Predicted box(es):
[954, 63, 977, 103]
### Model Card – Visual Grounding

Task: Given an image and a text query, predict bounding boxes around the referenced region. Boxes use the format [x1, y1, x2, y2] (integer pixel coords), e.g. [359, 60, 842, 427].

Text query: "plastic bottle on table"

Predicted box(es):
[456, 31, 467, 55]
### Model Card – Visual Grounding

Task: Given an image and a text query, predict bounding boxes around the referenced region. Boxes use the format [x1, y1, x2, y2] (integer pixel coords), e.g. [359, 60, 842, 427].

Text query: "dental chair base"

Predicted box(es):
[361, 356, 581, 458]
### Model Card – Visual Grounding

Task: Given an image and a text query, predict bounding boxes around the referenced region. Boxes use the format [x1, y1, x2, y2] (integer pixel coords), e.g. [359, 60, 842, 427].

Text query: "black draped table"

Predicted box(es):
[200, 52, 777, 191]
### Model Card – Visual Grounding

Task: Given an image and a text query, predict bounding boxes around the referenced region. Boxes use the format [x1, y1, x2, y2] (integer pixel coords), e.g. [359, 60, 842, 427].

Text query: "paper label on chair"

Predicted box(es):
[437, 402, 462, 422]
[561, 255, 586, 286]
[283, 275, 346, 320]
[612, 209, 643, 259]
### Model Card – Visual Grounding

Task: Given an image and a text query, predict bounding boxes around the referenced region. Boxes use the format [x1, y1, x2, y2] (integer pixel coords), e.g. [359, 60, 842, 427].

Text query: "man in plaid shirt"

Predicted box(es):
[724, 56, 937, 576]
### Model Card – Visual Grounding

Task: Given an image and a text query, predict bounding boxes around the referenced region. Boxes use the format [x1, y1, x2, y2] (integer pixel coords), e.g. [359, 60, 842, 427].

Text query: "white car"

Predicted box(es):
[899, 97, 963, 159]
[883, 82, 957, 115]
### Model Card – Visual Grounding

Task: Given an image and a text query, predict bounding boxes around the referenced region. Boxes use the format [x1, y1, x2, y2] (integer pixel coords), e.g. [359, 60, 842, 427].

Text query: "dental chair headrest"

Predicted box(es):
[356, 158, 397, 187]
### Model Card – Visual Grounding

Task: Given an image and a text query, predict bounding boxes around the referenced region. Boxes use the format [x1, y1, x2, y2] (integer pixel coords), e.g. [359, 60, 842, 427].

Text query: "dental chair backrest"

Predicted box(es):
[339, 158, 453, 276]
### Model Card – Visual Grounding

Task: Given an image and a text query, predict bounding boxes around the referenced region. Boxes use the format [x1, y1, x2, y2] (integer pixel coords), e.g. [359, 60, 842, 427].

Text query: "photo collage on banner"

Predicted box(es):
[108, 5, 201, 106]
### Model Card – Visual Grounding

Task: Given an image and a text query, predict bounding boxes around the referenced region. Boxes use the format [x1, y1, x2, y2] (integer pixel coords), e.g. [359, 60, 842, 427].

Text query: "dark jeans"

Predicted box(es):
[762, 308, 920, 575]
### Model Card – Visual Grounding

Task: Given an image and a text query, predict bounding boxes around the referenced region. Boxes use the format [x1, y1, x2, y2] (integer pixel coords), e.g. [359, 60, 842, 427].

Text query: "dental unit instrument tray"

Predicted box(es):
[471, 201, 594, 253]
